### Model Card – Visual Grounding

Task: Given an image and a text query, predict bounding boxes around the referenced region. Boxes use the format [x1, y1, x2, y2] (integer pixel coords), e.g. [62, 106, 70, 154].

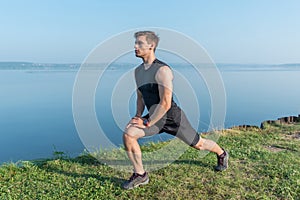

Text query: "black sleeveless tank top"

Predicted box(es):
[135, 59, 178, 113]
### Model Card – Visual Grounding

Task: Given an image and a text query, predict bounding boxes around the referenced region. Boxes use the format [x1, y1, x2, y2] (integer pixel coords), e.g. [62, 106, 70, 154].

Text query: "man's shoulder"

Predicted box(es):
[154, 59, 170, 68]
[155, 62, 173, 83]
[156, 65, 173, 77]
[155, 59, 172, 73]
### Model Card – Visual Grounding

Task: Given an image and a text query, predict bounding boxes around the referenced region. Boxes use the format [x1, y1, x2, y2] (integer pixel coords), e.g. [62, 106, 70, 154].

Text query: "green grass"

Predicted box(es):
[1, 124, 300, 199]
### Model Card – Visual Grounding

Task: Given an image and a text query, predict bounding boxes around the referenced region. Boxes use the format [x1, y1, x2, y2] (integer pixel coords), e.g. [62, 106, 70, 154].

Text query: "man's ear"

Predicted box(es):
[149, 43, 154, 50]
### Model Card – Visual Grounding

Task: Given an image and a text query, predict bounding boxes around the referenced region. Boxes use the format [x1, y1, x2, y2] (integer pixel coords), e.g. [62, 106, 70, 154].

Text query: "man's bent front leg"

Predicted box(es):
[123, 126, 145, 175]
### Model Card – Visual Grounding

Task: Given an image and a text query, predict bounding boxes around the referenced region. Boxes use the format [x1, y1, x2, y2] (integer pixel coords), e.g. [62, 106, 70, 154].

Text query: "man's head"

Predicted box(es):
[134, 31, 159, 58]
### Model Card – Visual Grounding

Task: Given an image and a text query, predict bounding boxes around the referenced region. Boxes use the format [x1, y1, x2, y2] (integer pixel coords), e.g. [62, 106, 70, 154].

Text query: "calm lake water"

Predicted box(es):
[1, 64, 300, 164]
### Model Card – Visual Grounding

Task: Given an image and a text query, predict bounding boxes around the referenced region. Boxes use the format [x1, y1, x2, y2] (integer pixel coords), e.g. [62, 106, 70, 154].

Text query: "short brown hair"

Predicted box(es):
[134, 31, 159, 51]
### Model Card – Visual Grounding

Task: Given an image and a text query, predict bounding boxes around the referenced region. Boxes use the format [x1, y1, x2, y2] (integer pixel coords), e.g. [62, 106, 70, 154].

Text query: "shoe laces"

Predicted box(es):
[218, 152, 226, 166]
[129, 173, 139, 181]
[218, 157, 224, 165]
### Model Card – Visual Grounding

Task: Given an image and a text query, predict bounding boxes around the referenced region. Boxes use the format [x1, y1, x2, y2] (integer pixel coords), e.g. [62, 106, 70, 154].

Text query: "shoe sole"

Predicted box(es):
[131, 178, 149, 190]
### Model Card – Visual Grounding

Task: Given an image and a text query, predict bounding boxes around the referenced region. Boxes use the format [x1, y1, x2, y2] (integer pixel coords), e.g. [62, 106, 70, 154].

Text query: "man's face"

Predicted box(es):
[134, 36, 153, 58]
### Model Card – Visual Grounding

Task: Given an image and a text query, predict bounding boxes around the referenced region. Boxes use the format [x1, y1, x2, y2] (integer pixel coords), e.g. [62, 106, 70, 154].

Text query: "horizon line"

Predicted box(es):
[1, 61, 300, 66]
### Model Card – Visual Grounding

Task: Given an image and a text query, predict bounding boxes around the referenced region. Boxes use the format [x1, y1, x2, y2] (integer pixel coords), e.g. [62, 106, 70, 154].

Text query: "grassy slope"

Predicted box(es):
[0, 123, 300, 200]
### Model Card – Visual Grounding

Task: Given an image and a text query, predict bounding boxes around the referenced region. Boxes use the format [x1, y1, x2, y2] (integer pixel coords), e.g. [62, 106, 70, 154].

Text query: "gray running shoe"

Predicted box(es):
[215, 149, 229, 171]
[122, 172, 149, 190]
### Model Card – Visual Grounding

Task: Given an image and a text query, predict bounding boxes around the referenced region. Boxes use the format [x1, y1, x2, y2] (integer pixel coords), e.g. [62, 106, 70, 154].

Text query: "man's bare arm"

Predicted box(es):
[147, 66, 173, 126]
[136, 89, 145, 117]
[131, 66, 173, 128]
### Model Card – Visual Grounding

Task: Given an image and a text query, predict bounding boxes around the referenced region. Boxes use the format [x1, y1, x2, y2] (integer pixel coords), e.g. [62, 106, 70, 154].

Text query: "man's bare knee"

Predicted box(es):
[123, 132, 131, 140]
[123, 126, 144, 140]
[123, 132, 137, 142]
[193, 137, 205, 150]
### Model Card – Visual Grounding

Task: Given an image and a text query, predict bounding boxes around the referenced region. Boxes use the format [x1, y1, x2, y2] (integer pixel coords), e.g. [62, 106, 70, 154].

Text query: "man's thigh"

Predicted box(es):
[124, 125, 160, 139]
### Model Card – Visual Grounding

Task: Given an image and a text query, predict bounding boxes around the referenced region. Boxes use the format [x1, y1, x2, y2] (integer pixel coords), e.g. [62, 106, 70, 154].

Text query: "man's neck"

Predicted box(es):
[142, 55, 156, 69]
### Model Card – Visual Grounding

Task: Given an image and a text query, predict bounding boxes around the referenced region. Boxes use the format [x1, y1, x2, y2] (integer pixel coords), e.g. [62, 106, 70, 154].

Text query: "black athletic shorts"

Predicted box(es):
[142, 106, 200, 146]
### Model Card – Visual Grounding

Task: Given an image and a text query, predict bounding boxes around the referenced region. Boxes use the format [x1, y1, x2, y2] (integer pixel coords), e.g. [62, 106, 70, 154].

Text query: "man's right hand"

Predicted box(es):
[126, 117, 146, 129]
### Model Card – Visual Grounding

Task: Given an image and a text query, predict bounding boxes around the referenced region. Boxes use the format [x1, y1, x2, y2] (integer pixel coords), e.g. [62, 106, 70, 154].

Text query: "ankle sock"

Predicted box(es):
[137, 172, 146, 177]
[218, 150, 226, 157]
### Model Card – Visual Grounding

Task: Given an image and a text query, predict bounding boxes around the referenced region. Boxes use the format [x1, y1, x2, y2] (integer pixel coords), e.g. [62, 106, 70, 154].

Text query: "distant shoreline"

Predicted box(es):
[1, 62, 300, 71]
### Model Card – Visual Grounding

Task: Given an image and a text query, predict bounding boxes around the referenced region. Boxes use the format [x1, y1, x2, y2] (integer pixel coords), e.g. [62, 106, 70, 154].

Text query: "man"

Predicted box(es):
[122, 31, 228, 190]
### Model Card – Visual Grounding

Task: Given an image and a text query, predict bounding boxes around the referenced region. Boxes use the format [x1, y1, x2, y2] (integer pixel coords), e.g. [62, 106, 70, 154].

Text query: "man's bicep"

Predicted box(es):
[156, 66, 173, 92]
[137, 89, 143, 98]
[156, 66, 173, 103]
[158, 84, 173, 99]
[137, 89, 145, 104]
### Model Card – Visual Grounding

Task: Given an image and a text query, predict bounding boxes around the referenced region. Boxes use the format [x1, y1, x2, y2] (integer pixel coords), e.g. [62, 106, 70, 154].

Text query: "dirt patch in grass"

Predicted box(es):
[265, 145, 286, 153]
[289, 132, 300, 140]
[283, 131, 300, 141]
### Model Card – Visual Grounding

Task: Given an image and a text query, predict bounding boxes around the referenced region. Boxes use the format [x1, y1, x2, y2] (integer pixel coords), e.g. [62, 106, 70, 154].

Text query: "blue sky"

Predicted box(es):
[0, 0, 299, 64]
